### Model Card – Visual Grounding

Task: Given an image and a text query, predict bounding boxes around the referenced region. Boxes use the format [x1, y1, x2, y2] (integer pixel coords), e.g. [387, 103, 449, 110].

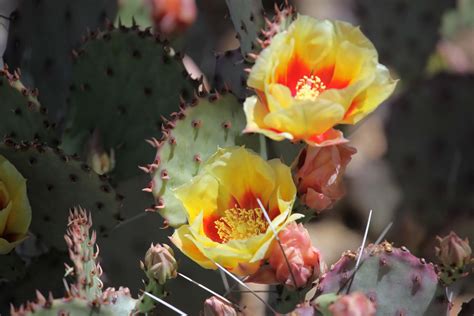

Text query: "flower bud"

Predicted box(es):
[436, 231, 472, 269]
[294, 144, 356, 212]
[203, 296, 237, 316]
[141, 243, 177, 285]
[268, 222, 321, 288]
[328, 292, 376, 316]
[149, 0, 197, 35]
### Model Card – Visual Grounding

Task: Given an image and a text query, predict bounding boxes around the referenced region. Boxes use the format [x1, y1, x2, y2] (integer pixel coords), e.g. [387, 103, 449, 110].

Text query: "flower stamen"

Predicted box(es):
[215, 208, 268, 243]
[295, 75, 326, 101]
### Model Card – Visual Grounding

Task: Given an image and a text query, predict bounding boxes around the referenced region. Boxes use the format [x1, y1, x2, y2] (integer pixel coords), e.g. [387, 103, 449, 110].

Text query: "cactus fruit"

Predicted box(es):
[4, 0, 118, 119]
[0, 140, 123, 250]
[386, 74, 474, 243]
[0, 68, 57, 145]
[148, 92, 256, 227]
[355, 0, 455, 82]
[315, 242, 450, 315]
[63, 24, 197, 180]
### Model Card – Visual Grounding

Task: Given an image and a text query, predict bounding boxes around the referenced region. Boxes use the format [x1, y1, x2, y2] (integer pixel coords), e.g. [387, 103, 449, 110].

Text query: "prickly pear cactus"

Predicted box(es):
[63, 24, 197, 180]
[225, 0, 264, 58]
[0, 140, 122, 249]
[148, 92, 255, 226]
[386, 74, 474, 235]
[4, 0, 117, 119]
[0, 68, 57, 145]
[355, 0, 455, 81]
[316, 242, 449, 315]
[213, 49, 250, 101]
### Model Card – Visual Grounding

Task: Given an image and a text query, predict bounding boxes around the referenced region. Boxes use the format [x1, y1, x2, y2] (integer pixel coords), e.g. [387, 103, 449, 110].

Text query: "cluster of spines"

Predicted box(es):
[10, 208, 134, 316]
[64, 207, 103, 301]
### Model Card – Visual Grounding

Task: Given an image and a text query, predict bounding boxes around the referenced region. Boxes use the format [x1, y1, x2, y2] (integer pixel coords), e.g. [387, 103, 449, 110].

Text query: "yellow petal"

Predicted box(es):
[203, 147, 276, 209]
[170, 224, 215, 269]
[0, 234, 28, 255]
[243, 96, 293, 141]
[174, 173, 219, 223]
[267, 159, 296, 216]
[342, 65, 398, 124]
[5, 184, 31, 235]
[0, 202, 12, 236]
[0, 156, 32, 237]
[263, 99, 345, 139]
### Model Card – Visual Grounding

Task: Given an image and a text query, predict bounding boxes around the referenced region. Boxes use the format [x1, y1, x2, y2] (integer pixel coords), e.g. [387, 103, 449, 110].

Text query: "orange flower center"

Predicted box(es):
[214, 208, 268, 243]
[295, 75, 326, 101]
[0, 181, 10, 210]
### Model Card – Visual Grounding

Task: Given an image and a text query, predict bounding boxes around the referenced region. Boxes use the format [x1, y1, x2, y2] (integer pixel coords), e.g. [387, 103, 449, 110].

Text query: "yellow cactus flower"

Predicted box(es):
[245, 15, 397, 146]
[170, 147, 300, 276]
[0, 155, 32, 254]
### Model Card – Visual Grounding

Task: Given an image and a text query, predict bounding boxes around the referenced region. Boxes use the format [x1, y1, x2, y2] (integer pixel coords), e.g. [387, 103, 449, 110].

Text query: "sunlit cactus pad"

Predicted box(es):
[316, 242, 448, 315]
[149, 92, 254, 227]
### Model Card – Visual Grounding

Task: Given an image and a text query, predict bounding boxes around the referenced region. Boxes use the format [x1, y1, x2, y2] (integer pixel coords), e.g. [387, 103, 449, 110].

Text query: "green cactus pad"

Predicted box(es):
[0, 251, 26, 282]
[0, 141, 123, 250]
[0, 69, 57, 145]
[4, 0, 117, 119]
[0, 250, 68, 314]
[386, 74, 474, 233]
[10, 288, 137, 316]
[225, 0, 264, 58]
[316, 242, 449, 315]
[355, 0, 455, 82]
[149, 92, 254, 227]
[63, 25, 197, 180]
[213, 49, 251, 101]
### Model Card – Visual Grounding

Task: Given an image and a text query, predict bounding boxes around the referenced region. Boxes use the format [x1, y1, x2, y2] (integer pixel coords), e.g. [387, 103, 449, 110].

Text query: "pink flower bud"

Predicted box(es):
[268, 222, 321, 288]
[142, 243, 177, 285]
[294, 144, 356, 212]
[329, 292, 376, 316]
[149, 0, 197, 35]
[436, 231, 472, 269]
[203, 296, 237, 316]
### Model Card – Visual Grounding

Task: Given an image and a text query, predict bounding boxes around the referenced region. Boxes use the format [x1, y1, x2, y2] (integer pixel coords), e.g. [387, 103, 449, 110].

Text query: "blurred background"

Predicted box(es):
[1, 0, 473, 314]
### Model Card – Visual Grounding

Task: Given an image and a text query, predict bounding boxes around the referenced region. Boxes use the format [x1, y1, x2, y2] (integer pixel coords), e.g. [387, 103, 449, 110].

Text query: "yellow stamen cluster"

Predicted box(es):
[295, 75, 326, 101]
[215, 208, 269, 243]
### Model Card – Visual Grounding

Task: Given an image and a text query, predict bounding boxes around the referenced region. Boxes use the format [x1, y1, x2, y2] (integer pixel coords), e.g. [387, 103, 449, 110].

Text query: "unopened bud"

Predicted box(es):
[436, 231, 472, 269]
[142, 243, 177, 285]
[203, 296, 237, 316]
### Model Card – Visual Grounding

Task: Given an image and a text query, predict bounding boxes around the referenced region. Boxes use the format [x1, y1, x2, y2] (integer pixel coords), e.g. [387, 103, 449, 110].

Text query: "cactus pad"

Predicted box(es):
[0, 68, 57, 145]
[213, 49, 250, 101]
[225, 0, 264, 57]
[0, 251, 26, 282]
[0, 141, 123, 250]
[4, 0, 117, 119]
[316, 242, 449, 315]
[386, 74, 474, 231]
[149, 92, 253, 227]
[63, 25, 197, 180]
[355, 0, 455, 82]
